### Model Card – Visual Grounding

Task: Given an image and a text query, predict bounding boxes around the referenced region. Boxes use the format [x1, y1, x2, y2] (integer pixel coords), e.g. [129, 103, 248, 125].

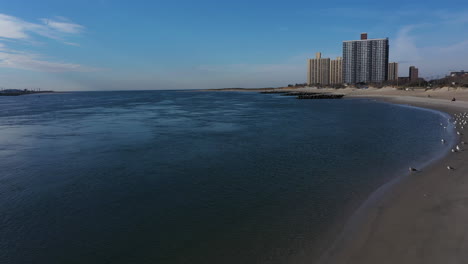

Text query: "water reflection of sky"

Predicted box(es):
[0, 91, 456, 264]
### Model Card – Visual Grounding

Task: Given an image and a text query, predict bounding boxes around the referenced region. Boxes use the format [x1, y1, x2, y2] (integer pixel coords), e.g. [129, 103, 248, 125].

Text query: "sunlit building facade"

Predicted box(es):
[307, 52, 330, 85]
[330, 57, 343, 84]
[343, 33, 389, 84]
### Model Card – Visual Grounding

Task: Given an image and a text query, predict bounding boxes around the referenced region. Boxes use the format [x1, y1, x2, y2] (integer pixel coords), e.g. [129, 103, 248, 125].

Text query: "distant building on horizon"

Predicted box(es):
[388, 62, 398, 81]
[307, 52, 330, 86]
[449, 70, 468, 77]
[330, 57, 343, 85]
[409, 66, 419, 83]
[342, 33, 389, 84]
[398, 77, 410, 84]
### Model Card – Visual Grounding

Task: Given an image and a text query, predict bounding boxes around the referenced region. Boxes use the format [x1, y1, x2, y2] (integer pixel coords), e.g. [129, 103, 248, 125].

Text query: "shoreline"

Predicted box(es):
[201, 87, 468, 263]
[0, 91, 55, 96]
[317, 94, 468, 264]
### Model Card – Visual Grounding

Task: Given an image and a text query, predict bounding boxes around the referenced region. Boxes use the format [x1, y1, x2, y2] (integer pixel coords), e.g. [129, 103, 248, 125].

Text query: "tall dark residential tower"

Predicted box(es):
[388, 62, 399, 81]
[342, 33, 389, 84]
[409, 66, 419, 82]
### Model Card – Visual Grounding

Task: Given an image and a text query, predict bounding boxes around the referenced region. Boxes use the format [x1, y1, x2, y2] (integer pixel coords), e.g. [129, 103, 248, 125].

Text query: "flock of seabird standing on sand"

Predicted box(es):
[409, 112, 467, 173]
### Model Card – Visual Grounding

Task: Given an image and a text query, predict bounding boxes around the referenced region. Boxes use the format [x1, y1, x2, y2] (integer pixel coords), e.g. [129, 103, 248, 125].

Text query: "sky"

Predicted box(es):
[0, 0, 468, 91]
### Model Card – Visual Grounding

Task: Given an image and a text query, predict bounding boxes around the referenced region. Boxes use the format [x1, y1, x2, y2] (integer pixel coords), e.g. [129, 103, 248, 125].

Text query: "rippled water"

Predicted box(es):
[0, 91, 454, 263]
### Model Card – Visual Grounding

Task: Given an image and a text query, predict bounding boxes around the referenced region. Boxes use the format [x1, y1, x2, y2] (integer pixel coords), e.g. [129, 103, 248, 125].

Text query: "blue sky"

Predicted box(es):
[0, 0, 468, 90]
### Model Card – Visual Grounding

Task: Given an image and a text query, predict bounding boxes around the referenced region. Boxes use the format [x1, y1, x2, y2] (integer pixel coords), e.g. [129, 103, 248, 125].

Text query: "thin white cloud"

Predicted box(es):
[392, 17, 468, 78]
[0, 49, 99, 72]
[40, 18, 84, 34]
[0, 14, 31, 39]
[0, 13, 84, 44]
[63, 41, 81, 47]
[0, 13, 93, 73]
[392, 24, 424, 63]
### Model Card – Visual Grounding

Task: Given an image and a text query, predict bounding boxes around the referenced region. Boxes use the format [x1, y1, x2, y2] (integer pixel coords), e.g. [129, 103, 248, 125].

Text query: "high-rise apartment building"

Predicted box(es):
[409, 66, 419, 83]
[449, 71, 468, 77]
[388, 62, 398, 81]
[360, 33, 368, 40]
[307, 52, 330, 85]
[330, 57, 343, 84]
[343, 33, 389, 84]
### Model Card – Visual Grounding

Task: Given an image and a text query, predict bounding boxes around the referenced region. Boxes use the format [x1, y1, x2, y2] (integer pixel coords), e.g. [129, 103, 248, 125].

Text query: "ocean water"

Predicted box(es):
[0, 91, 454, 264]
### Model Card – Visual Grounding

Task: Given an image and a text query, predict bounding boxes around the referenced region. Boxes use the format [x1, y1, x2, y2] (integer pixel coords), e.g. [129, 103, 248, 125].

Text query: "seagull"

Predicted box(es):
[451, 148, 457, 153]
[457, 131, 462, 135]
[462, 141, 466, 145]
[409, 167, 418, 172]
[456, 145, 461, 151]
[441, 139, 446, 143]
[447, 166, 455, 170]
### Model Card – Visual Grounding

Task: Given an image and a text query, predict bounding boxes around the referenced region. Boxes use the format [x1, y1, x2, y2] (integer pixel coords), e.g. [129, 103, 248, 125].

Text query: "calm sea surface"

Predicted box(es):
[0, 91, 453, 263]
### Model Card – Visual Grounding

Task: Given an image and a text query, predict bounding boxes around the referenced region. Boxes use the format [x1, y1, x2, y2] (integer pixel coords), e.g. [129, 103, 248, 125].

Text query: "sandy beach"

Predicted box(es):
[213, 86, 468, 263]
[311, 87, 468, 264]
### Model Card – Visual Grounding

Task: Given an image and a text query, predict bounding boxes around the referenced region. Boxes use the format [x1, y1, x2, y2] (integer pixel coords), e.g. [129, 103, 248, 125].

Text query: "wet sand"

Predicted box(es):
[317, 88, 468, 264]
[203, 86, 468, 263]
